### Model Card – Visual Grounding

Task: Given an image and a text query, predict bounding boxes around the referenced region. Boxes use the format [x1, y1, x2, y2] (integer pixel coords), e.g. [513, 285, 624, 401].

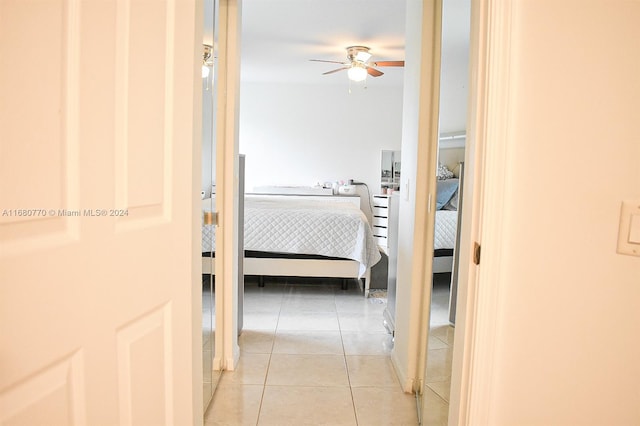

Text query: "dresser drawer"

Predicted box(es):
[372, 195, 390, 208]
[374, 235, 388, 247]
[373, 225, 388, 238]
[372, 216, 388, 227]
[373, 206, 389, 217]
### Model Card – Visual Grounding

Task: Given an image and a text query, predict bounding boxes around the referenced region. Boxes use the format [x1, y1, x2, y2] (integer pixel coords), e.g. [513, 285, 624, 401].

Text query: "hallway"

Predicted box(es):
[204, 279, 418, 425]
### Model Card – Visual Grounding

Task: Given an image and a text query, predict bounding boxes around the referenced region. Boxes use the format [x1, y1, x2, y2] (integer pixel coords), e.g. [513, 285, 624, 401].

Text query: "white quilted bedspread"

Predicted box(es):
[434, 210, 458, 250]
[202, 219, 215, 252]
[202, 196, 381, 277]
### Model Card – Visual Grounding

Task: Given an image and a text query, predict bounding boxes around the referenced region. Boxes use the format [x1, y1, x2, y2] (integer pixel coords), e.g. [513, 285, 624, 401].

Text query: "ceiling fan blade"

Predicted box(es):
[310, 59, 348, 65]
[372, 60, 405, 67]
[367, 67, 384, 77]
[322, 66, 350, 75]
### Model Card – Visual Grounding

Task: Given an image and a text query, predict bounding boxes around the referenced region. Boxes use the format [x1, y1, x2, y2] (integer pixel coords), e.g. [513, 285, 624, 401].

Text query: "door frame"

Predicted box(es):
[211, 1, 514, 422]
[447, 0, 514, 424]
[214, 0, 242, 371]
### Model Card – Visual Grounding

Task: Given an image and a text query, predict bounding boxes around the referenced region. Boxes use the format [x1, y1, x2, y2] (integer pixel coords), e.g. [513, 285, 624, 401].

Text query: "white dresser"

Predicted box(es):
[372, 194, 392, 253]
[383, 193, 400, 335]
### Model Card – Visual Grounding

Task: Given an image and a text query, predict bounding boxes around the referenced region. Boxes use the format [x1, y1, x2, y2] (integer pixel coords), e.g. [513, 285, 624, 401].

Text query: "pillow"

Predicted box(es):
[437, 163, 454, 180]
[442, 188, 459, 210]
[436, 178, 459, 210]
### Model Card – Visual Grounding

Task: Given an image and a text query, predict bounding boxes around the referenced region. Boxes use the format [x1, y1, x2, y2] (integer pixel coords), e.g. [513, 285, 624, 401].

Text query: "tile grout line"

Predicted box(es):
[424, 382, 451, 406]
[254, 280, 286, 425]
[337, 283, 360, 426]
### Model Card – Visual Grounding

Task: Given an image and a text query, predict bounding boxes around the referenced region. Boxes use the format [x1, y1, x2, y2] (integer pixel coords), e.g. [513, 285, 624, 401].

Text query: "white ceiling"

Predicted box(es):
[204, 0, 470, 92]
[239, 0, 408, 87]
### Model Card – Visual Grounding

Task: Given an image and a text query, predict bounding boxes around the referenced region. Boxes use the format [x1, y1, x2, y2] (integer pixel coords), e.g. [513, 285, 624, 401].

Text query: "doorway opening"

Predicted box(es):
[205, 0, 415, 423]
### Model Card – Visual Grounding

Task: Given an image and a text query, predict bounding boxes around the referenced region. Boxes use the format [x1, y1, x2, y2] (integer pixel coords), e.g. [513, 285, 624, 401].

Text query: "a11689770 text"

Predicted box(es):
[1, 209, 129, 217]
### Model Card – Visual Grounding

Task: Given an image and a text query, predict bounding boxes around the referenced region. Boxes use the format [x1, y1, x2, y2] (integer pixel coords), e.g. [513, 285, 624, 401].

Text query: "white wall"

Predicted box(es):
[391, 0, 438, 392]
[438, 0, 470, 134]
[238, 82, 404, 199]
[477, 1, 640, 424]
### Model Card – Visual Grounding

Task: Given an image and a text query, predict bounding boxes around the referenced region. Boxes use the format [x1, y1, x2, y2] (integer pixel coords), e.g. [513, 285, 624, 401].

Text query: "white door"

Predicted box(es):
[0, 1, 202, 424]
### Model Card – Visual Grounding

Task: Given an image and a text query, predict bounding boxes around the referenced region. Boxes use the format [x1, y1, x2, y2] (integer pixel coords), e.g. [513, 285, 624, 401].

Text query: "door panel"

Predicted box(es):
[115, 0, 172, 225]
[0, 0, 201, 423]
[116, 304, 172, 425]
[0, 351, 85, 425]
[0, 0, 80, 253]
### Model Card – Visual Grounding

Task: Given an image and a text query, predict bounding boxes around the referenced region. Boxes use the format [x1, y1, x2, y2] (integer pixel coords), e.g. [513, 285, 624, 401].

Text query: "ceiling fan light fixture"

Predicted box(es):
[347, 63, 367, 82]
[310, 45, 403, 83]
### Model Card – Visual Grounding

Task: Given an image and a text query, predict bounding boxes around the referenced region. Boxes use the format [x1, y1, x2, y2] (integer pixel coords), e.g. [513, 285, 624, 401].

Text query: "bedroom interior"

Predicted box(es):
[201, 0, 471, 423]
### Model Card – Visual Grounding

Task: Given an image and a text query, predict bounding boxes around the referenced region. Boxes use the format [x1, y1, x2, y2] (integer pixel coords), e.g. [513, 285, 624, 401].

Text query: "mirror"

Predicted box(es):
[421, 0, 471, 421]
[202, 0, 220, 410]
[381, 150, 401, 192]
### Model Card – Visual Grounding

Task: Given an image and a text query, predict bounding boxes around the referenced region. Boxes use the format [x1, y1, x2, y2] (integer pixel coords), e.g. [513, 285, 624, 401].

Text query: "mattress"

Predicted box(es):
[434, 210, 458, 250]
[202, 196, 381, 277]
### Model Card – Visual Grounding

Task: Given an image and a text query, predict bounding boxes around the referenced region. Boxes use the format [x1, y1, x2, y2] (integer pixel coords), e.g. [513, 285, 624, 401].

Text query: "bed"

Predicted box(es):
[435, 150, 465, 325]
[433, 161, 463, 273]
[202, 193, 382, 296]
[433, 209, 459, 272]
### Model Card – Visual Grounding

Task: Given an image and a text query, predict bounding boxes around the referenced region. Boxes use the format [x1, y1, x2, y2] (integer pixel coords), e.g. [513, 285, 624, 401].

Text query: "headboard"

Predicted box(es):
[251, 185, 333, 196]
[438, 147, 465, 177]
[245, 193, 361, 208]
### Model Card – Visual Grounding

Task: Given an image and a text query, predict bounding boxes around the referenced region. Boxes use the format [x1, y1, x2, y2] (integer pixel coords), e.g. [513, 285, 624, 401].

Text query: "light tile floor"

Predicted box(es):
[204, 278, 419, 426]
[423, 274, 455, 425]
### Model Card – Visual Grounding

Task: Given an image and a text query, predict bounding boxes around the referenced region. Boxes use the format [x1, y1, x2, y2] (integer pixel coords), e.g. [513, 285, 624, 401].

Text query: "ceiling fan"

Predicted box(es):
[310, 46, 404, 82]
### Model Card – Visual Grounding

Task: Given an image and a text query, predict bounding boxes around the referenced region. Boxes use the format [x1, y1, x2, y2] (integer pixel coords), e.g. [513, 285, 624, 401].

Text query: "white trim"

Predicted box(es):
[439, 131, 466, 149]
[410, 0, 443, 397]
[390, 349, 411, 395]
[451, 0, 514, 424]
[215, 0, 242, 371]
[439, 131, 466, 140]
[439, 138, 466, 150]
